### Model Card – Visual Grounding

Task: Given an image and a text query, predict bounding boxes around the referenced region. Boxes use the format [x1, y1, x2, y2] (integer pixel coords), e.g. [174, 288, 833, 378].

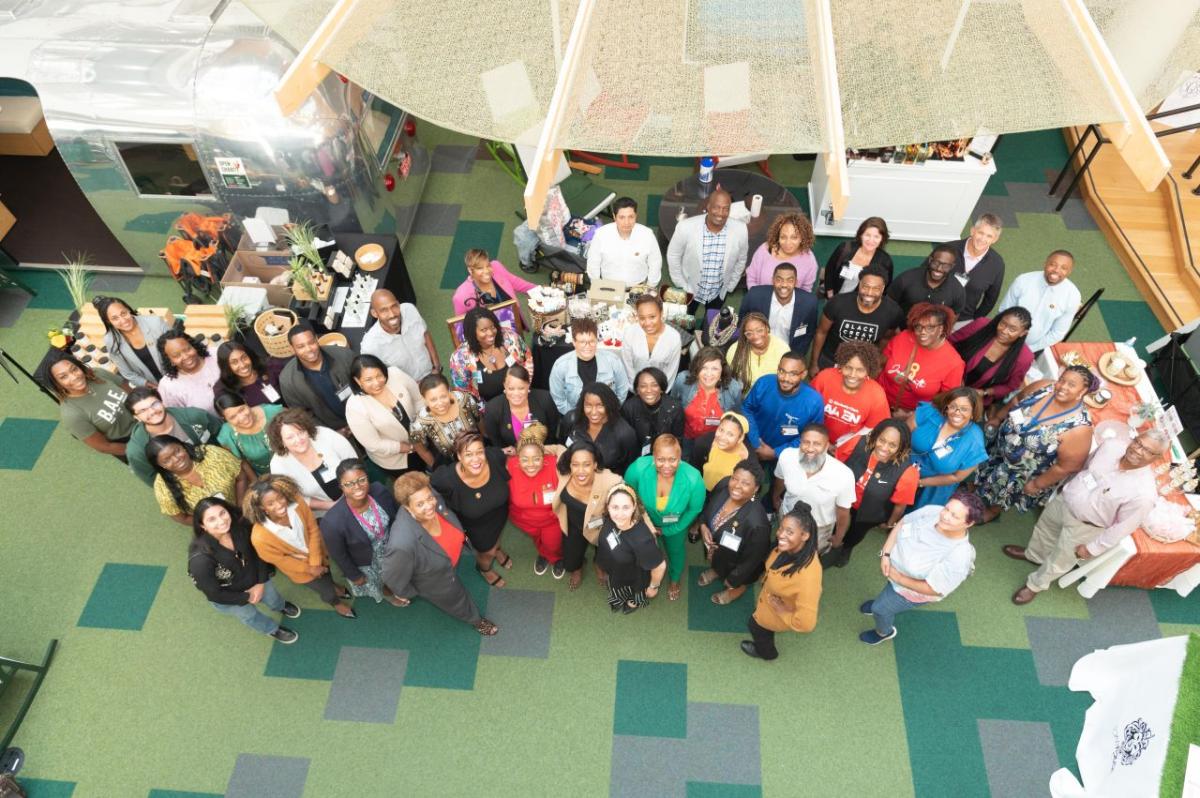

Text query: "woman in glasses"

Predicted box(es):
[318, 459, 408, 606]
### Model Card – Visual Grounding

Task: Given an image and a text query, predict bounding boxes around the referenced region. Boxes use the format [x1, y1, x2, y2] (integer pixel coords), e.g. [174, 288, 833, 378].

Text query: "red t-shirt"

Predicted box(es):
[683, 388, 726, 439]
[811, 368, 891, 461]
[506, 453, 561, 532]
[880, 331, 965, 411]
[433, 514, 466, 567]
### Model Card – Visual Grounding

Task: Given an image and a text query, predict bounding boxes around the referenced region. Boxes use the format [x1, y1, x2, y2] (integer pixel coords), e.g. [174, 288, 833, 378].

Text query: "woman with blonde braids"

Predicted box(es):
[244, 475, 356, 618]
[506, 422, 568, 578]
[725, 312, 791, 395]
[595, 484, 667, 614]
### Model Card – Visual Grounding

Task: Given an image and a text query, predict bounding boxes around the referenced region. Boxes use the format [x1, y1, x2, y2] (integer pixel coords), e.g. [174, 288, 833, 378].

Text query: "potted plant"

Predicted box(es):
[222, 302, 253, 342]
[1128, 400, 1162, 433]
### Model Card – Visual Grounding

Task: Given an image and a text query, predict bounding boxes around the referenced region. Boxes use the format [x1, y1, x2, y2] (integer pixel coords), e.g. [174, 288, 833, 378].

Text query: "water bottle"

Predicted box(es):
[698, 156, 715, 184]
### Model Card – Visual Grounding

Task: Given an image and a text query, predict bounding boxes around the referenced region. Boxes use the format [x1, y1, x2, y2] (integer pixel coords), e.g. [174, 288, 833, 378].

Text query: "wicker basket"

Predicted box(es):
[254, 308, 298, 358]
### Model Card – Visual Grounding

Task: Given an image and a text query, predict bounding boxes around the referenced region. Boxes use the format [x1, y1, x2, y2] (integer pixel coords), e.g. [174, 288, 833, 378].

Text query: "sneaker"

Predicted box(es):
[282, 601, 301, 619]
[534, 556, 549, 576]
[859, 600, 874, 616]
[270, 627, 299, 644]
[859, 628, 897, 646]
[551, 561, 565, 580]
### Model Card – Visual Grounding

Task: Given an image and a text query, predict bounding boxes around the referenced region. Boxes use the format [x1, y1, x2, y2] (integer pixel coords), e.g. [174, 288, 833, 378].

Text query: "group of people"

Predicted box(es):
[43, 196, 1168, 661]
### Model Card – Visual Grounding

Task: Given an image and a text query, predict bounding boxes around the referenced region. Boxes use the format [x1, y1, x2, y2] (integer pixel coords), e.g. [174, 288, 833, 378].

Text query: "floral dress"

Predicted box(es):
[974, 385, 1091, 513]
[346, 497, 391, 602]
[409, 390, 483, 467]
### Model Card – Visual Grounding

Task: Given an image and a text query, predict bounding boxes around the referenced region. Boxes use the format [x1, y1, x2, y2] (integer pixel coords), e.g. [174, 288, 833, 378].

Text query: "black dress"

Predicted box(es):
[560, 488, 591, 572]
[431, 447, 511, 552]
[702, 479, 772, 588]
[569, 418, 639, 474]
[595, 518, 664, 609]
[621, 394, 685, 456]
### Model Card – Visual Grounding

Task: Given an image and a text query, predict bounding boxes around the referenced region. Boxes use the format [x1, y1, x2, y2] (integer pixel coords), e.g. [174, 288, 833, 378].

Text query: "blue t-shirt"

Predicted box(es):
[742, 375, 825, 456]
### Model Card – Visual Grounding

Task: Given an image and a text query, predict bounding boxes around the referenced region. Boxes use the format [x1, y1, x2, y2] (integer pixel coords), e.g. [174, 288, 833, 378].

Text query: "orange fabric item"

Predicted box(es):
[433, 513, 466, 567]
[1051, 342, 1200, 587]
[162, 236, 216, 280]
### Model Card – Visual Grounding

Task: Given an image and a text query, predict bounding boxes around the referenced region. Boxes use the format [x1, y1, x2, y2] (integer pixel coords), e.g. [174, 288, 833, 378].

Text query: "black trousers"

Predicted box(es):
[303, 573, 344, 605]
[842, 516, 883, 555]
[687, 295, 726, 316]
[747, 615, 779, 660]
[562, 523, 592, 572]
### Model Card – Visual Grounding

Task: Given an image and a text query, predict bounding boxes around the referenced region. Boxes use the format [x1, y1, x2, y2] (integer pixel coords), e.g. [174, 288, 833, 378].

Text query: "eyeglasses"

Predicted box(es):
[134, 400, 164, 413]
[340, 476, 370, 488]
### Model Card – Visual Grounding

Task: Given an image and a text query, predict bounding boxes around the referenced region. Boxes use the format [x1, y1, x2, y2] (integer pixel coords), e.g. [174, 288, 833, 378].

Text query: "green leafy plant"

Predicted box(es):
[57, 253, 94, 309]
[222, 302, 252, 333]
[289, 256, 318, 302]
[284, 220, 325, 272]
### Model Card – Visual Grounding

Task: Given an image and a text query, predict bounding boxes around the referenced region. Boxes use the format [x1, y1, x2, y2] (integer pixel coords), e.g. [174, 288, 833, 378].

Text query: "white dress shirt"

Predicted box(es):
[620, 323, 682, 385]
[586, 222, 663, 286]
[1061, 439, 1157, 556]
[768, 293, 795, 344]
[775, 448, 855, 532]
[997, 272, 1081, 352]
[360, 304, 434, 381]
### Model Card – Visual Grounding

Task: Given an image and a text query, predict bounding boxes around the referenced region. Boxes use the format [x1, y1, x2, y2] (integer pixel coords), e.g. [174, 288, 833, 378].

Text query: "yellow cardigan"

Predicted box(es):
[552, 469, 624, 545]
[250, 501, 327, 584]
[753, 549, 823, 633]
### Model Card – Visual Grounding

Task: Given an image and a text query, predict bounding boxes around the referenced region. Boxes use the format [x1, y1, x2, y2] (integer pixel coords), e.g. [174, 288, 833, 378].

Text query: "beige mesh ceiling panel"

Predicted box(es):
[243, 0, 1192, 155]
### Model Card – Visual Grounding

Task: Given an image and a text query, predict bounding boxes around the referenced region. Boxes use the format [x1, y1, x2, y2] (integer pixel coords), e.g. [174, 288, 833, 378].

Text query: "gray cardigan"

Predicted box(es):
[104, 314, 170, 387]
[381, 491, 482, 625]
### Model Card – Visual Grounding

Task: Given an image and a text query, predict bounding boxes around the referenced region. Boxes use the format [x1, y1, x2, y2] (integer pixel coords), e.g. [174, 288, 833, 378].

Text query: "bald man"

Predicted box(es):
[667, 188, 749, 314]
[359, 289, 440, 381]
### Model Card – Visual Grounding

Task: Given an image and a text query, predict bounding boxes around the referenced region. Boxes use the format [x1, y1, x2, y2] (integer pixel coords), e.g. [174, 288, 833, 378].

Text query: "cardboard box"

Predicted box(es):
[0, 117, 54, 157]
[588, 278, 626, 308]
[0, 200, 14, 240]
[222, 251, 294, 307]
[237, 228, 291, 252]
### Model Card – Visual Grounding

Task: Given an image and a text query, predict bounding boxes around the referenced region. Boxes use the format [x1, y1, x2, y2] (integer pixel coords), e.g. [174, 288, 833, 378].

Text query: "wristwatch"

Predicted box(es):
[879, 551, 891, 559]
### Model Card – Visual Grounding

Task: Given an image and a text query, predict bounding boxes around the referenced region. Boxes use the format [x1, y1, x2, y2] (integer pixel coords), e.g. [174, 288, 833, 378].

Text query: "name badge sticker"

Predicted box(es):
[954, 273, 969, 286]
[261, 384, 281, 402]
[606, 531, 621, 550]
[781, 425, 799, 436]
[719, 530, 741, 551]
[933, 444, 952, 458]
[587, 517, 604, 529]
[336, 385, 353, 401]
[662, 514, 679, 525]
[541, 488, 556, 505]
[793, 324, 808, 338]
[705, 417, 721, 426]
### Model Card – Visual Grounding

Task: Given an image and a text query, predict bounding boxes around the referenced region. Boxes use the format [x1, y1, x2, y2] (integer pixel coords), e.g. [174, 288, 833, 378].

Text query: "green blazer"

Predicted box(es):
[624, 455, 705, 538]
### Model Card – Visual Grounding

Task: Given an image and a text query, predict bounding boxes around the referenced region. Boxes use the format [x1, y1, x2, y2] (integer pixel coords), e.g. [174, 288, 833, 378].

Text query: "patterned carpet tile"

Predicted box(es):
[76, 563, 166, 631]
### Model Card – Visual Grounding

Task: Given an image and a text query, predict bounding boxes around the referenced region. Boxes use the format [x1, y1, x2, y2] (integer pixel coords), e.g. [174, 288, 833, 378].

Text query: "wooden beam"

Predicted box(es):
[274, 0, 358, 118]
[812, 0, 849, 220]
[524, 0, 599, 224]
[1060, 0, 1170, 191]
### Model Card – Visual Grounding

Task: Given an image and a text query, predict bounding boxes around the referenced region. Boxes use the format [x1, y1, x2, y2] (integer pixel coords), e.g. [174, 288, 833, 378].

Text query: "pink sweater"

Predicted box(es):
[452, 260, 537, 317]
[745, 244, 819, 293]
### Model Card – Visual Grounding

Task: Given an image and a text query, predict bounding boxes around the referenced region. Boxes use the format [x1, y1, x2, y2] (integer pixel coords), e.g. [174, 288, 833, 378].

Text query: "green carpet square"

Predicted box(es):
[785, 186, 812, 217]
[77, 563, 167, 631]
[983, 130, 1070, 196]
[147, 791, 222, 798]
[1151, 590, 1200, 625]
[686, 565, 754, 633]
[18, 779, 76, 797]
[16, 271, 75, 310]
[686, 782, 763, 798]
[1097, 298, 1164, 360]
[613, 660, 688, 738]
[0, 417, 57, 470]
[439, 220, 505, 290]
[645, 194, 663, 237]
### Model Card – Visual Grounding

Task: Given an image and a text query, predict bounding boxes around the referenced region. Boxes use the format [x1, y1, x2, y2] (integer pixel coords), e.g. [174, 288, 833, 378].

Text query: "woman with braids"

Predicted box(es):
[823, 420, 920, 569]
[594, 484, 667, 614]
[810, 340, 891, 461]
[146, 435, 251, 525]
[245, 475, 356, 618]
[725, 311, 790, 395]
[741, 502, 823, 660]
[506, 422, 567, 578]
[155, 328, 221, 413]
[974, 365, 1095, 522]
[859, 491, 981, 646]
[431, 430, 513, 587]
[448, 305, 532, 403]
[319, 459, 408, 607]
[215, 341, 284, 407]
[948, 306, 1035, 406]
[880, 302, 965, 418]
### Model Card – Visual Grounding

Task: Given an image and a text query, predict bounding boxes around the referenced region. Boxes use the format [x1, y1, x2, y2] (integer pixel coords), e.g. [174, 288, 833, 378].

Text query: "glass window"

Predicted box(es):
[115, 142, 212, 197]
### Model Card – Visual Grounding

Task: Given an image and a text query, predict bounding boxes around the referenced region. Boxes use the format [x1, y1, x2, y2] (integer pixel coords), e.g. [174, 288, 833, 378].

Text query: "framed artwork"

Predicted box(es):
[447, 299, 524, 347]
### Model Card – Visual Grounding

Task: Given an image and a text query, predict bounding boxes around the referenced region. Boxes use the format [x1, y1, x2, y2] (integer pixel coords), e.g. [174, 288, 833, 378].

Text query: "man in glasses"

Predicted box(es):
[124, 385, 222, 485]
[886, 244, 966, 318]
[742, 352, 825, 462]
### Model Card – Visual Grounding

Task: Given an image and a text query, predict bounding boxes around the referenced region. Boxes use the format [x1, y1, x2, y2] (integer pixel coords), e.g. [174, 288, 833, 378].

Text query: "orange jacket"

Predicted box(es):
[752, 549, 823, 633]
[250, 501, 328, 584]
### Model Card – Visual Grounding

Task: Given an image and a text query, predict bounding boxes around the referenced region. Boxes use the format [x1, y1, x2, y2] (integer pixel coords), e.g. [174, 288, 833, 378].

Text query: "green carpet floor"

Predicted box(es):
[0, 125, 1190, 798]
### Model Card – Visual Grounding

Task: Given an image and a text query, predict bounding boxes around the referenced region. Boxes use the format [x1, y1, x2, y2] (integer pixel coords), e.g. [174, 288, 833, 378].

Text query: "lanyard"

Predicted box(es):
[1024, 393, 1082, 431]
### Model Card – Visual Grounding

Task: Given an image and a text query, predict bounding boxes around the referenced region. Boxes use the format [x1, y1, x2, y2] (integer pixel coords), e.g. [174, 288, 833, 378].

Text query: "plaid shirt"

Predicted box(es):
[696, 226, 727, 302]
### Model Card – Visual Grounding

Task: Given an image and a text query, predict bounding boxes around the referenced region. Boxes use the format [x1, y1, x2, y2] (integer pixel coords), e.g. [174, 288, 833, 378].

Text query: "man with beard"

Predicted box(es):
[809, 264, 904, 372]
[997, 250, 1080, 354]
[886, 245, 966, 318]
[772, 424, 855, 552]
[360, 289, 440, 381]
[742, 352, 825, 461]
[124, 385, 222, 485]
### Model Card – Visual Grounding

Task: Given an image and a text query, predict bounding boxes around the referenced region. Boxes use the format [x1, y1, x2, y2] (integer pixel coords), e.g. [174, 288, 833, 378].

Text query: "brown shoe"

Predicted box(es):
[1002, 545, 1031, 562]
[1011, 586, 1038, 605]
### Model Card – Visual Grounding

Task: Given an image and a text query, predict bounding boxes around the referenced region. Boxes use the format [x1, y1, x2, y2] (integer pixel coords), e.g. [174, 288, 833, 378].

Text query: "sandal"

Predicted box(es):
[711, 590, 734, 605]
[622, 601, 640, 615]
[697, 569, 719, 587]
[477, 565, 506, 588]
[475, 618, 499, 636]
[386, 595, 411, 608]
[668, 583, 681, 601]
[687, 530, 700, 543]
[494, 551, 513, 570]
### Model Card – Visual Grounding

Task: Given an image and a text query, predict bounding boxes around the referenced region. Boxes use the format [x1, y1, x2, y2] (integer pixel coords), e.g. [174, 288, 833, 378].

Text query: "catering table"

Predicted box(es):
[309, 233, 417, 351]
[658, 169, 800, 256]
[1039, 341, 1200, 597]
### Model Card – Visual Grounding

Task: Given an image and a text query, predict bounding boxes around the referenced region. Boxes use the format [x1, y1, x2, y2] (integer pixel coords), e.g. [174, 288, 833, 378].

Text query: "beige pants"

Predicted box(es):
[816, 522, 835, 554]
[1024, 493, 1103, 592]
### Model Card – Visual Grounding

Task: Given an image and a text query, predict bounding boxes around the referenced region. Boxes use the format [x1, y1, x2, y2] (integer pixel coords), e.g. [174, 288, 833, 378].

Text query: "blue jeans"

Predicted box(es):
[209, 580, 285, 636]
[871, 582, 921, 635]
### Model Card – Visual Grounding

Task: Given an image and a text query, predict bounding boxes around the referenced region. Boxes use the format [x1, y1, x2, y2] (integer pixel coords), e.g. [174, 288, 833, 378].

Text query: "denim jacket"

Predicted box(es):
[548, 350, 629, 414]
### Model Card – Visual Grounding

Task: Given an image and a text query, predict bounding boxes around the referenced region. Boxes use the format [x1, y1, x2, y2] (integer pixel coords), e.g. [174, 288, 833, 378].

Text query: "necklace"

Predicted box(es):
[712, 498, 740, 529]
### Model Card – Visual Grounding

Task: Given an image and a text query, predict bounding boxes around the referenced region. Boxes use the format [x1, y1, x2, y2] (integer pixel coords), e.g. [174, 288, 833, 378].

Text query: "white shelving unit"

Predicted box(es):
[808, 152, 996, 242]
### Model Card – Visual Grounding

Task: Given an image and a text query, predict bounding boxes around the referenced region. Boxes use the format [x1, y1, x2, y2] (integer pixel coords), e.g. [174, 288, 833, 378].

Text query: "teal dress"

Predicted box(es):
[217, 404, 284, 475]
[624, 455, 706, 582]
[909, 402, 988, 509]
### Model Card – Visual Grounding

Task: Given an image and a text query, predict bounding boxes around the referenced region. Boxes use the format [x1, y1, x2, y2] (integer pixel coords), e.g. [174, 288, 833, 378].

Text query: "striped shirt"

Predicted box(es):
[696, 226, 728, 302]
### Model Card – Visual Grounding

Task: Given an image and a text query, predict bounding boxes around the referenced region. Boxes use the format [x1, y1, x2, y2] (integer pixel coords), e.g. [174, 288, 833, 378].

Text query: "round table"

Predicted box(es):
[658, 169, 801, 256]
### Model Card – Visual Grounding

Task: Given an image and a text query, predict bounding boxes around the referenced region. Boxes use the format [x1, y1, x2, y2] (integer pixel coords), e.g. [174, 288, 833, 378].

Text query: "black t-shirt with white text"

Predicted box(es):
[818, 293, 905, 368]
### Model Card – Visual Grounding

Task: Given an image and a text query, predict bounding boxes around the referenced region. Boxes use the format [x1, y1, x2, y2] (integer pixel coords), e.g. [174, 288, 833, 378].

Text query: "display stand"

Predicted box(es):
[808, 153, 996, 242]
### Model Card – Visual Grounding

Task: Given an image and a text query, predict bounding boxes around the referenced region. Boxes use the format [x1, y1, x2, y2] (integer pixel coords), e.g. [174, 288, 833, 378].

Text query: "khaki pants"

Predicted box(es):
[1024, 494, 1103, 592]
[816, 522, 835, 554]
